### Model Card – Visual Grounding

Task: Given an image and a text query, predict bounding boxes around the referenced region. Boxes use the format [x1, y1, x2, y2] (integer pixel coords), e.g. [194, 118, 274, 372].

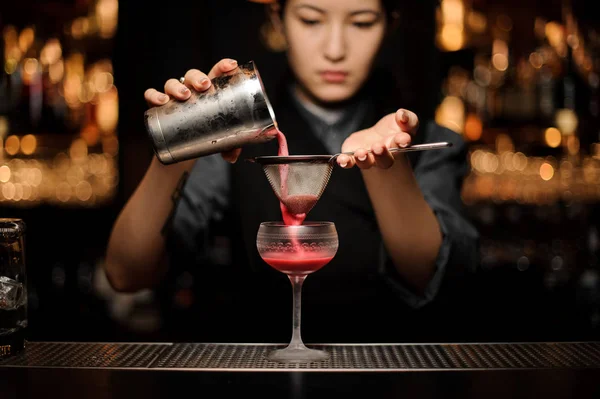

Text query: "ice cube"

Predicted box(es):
[0, 276, 24, 310]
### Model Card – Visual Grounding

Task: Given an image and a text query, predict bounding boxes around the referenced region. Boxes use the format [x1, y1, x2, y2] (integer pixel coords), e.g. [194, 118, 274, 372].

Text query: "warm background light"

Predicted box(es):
[540, 162, 554, 181]
[544, 127, 562, 148]
[0, 2, 120, 207]
[464, 114, 483, 141]
[555, 109, 578, 135]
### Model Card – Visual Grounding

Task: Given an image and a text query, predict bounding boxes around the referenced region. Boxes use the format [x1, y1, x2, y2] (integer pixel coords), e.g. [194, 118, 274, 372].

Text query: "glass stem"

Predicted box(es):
[288, 274, 307, 350]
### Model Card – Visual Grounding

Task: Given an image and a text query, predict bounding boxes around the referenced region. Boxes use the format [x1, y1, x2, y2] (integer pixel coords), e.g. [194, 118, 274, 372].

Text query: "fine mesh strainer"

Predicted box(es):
[247, 141, 453, 215]
[250, 156, 333, 215]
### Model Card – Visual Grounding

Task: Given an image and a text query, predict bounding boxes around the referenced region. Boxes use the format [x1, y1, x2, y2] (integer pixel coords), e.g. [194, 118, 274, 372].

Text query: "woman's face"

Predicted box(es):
[282, 0, 387, 104]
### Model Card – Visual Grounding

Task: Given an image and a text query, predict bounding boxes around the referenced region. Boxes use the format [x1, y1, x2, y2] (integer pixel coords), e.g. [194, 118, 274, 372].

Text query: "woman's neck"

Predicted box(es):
[293, 83, 356, 125]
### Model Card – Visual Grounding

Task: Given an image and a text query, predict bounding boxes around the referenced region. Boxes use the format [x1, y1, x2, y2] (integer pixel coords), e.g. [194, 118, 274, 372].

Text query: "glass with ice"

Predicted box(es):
[0, 219, 27, 357]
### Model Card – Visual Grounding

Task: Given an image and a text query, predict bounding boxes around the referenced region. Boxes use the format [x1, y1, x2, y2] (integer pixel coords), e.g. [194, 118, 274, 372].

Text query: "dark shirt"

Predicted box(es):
[165, 77, 479, 343]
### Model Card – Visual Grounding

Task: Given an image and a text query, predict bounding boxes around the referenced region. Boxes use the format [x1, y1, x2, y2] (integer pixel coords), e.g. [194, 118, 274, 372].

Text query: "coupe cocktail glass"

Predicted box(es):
[256, 222, 338, 362]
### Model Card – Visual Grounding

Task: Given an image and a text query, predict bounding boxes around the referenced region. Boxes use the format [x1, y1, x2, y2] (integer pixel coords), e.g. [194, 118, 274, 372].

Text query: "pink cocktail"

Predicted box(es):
[257, 222, 338, 363]
[261, 253, 333, 275]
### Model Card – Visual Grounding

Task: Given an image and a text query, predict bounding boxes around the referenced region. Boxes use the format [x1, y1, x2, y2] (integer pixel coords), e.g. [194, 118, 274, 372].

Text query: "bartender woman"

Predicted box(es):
[105, 0, 479, 343]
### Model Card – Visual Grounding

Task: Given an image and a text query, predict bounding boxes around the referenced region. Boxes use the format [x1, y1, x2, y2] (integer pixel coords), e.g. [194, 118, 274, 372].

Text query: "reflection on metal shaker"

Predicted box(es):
[144, 60, 278, 165]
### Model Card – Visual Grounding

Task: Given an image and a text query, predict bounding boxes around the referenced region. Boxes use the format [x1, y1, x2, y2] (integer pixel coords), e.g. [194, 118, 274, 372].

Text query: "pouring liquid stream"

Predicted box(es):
[276, 129, 318, 226]
[274, 128, 322, 266]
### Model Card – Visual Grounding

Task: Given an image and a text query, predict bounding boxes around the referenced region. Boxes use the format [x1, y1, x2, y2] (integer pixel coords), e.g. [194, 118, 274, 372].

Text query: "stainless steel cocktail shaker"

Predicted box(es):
[144, 60, 278, 165]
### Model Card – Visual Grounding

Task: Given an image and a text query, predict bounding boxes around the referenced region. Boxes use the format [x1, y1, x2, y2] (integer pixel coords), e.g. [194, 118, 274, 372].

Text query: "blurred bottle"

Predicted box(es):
[559, 44, 577, 111]
[15, 44, 44, 135]
[2, 27, 70, 154]
[533, 19, 558, 124]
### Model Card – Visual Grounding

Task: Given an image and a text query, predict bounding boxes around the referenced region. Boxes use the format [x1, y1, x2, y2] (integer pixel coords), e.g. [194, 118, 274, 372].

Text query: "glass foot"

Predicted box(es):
[268, 345, 329, 363]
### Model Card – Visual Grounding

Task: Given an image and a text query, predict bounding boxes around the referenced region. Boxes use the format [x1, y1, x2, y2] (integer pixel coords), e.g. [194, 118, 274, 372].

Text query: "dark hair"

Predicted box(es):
[380, 0, 402, 23]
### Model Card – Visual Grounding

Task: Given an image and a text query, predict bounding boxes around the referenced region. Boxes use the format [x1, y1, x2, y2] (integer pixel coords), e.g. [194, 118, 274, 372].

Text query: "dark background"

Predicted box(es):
[0, 0, 599, 343]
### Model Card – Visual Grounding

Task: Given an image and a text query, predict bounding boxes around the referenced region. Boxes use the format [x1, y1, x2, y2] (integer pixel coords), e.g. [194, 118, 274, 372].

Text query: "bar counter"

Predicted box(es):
[1, 341, 600, 398]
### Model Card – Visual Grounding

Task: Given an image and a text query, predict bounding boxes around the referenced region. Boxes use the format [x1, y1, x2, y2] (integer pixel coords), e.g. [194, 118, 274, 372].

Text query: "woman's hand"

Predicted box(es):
[143, 58, 243, 163]
[337, 108, 419, 169]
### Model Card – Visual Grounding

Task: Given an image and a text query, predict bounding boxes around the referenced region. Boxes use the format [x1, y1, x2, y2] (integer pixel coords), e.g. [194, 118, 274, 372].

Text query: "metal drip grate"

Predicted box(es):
[152, 342, 600, 370]
[1, 342, 599, 370]
[0, 342, 171, 369]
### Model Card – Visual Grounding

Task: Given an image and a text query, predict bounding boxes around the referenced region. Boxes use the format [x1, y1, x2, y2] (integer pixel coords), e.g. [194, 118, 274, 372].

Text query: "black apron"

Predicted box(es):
[218, 85, 426, 343]
[162, 75, 452, 344]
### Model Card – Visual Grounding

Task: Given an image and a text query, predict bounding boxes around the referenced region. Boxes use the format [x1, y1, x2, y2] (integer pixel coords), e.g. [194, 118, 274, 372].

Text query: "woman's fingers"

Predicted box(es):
[354, 148, 375, 169]
[183, 69, 211, 92]
[164, 78, 191, 101]
[372, 142, 394, 169]
[146, 59, 238, 108]
[146, 67, 214, 108]
[208, 58, 239, 79]
[393, 132, 412, 148]
[144, 88, 169, 107]
[395, 108, 419, 135]
[337, 139, 398, 170]
[336, 154, 355, 169]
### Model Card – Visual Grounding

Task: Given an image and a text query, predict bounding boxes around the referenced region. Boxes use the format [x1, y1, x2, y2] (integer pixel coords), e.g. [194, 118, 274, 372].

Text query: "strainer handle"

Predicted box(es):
[334, 141, 453, 160]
